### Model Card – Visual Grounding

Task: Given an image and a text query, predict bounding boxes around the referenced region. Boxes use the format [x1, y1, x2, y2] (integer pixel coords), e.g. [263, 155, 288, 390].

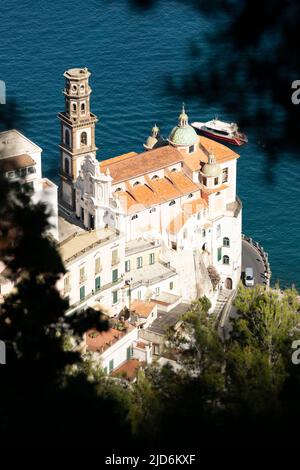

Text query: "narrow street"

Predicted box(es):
[218, 239, 268, 338]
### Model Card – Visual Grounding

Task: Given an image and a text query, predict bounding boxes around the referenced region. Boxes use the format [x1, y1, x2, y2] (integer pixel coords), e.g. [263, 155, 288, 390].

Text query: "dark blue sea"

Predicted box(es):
[1, 0, 299, 287]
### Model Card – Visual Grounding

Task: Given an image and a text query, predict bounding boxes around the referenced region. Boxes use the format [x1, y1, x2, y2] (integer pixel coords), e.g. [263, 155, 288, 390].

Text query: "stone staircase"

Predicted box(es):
[213, 289, 231, 319]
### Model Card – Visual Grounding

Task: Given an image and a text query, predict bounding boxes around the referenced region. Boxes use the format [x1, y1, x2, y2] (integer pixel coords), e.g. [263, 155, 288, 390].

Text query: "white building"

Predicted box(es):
[56, 222, 126, 316]
[0, 129, 58, 240]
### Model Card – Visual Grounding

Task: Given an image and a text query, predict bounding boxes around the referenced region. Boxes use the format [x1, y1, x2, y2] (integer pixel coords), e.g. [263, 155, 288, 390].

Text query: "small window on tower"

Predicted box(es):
[81, 102, 85, 114]
[65, 129, 70, 147]
[81, 132, 87, 145]
[64, 158, 70, 175]
[72, 103, 77, 112]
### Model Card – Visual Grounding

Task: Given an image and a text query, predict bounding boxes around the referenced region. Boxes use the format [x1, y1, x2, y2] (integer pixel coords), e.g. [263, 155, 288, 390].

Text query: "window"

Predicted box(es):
[79, 266, 86, 283]
[131, 214, 138, 220]
[217, 247, 222, 262]
[95, 257, 101, 274]
[7, 171, 15, 179]
[153, 343, 160, 355]
[169, 282, 174, 290]
[79, 286, 85, 301]
[188, 193, 193, 198]
[171, 168, 177, 172]
[197, 212, 201, 220]
[28, 166, 36, 174]
[125, 260, 131, 272]
[149, 253, 155, 265]
[214, 177, 219, 185]
[222, 168, 228, 183]
[137, 290, 142, 300]
[64, 158, 70, 175]
[95, 276, 101, 292]
[136, 257, 143, 269]
[183, 229, 188, 239]
[112, 269, 118, 283]
[112, 290, 118, 304]
[223, 255, 230, 265]
[72, 103, 77, 112]
[64, 275, 71, 294]
[223, 237, 230, 247]
[109, 359, 114, 373]
[80, 102, 85, 113]
[65, 129, 70, 147]
[151, 175, 159, 180]
[202, 176, 207, 186]
[216, 192, 221, 196]
[112, 249, 119, 266]
[103, 367, 108, 375]
[115, 187, 122, 192]
[127, 346, 132, 360]
[133, 181, 141, 186]
[188, 145, 195, 153]
[169, 200, 175, 206]
[150, 207, 156, 213]
[202, 229, 206, 237]
[155, 287, 160, 296]
[216, 224, 221, 238]
[80, 131, 87, 145]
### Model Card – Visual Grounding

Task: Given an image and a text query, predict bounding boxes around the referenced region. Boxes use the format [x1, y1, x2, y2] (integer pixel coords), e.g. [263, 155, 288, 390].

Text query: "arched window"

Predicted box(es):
[188, 193, 193, 198]
[81, 102, 85, 113]
[223, 237, 230, 247]
[171, 168, 177, 172]
[65, 129, 70, 147]
[133, 181, 141, 186]
[115, 187, 122, 192]
[80, 132, 87, 145]
[169, 200, 175, 206]
[64, 158, 70, 175]
[72, 103, 77, 112]
[223, 255, 230, 265]
[151, 175, 159, 180]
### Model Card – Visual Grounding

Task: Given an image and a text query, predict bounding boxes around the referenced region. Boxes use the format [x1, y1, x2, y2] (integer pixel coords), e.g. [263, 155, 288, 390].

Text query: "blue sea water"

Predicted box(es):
[0, 0, 299, 287]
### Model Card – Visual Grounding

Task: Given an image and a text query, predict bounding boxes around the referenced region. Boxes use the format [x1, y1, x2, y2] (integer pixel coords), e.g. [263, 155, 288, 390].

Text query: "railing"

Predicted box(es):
[242, 233, 271, 287]
[66, 277, 124, 315]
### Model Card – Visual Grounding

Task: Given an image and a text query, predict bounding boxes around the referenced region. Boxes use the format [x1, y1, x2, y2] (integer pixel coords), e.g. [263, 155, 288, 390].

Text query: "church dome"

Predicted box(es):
[201, 152, 222, 177]
[144, 124, 162, 150]
[169, 125, 198, 146]
[168, 104, 198, 147]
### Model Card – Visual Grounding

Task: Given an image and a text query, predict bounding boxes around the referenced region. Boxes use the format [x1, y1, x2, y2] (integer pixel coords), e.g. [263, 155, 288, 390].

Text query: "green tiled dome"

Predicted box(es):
[202, 162, 222, 177]
[169, 125, 198, 146]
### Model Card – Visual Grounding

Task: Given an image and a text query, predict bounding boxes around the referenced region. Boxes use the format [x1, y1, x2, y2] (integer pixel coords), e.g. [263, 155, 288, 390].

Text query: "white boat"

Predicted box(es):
[191, 118, 248, 146]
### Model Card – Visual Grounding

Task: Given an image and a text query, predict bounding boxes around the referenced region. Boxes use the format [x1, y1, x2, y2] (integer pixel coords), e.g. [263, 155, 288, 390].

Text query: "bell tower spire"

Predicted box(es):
[58, 67, 98, 211]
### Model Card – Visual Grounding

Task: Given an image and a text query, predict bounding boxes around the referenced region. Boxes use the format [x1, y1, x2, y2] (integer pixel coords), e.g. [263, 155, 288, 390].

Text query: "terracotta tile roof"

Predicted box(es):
[131, 300, 156, 318]
[129, 183, 161, 208]
[147, 176, 181, 202]
[85, 328, 127, 353]
[99, 145, 183, 183]
[183, 136, 239, 172]
[166, 170, 200, 195]
[115, 190, 140, 215]
[112, 358, 142, 380]
[167, 212, 187, 235]
[199, 136, 239, 163]
[182, 197, 207, 215]
[0, 154, 36, 172]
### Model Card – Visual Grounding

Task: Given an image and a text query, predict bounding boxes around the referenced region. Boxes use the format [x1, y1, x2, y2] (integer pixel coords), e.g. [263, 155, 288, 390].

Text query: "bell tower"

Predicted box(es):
[58, 67, 98, 210]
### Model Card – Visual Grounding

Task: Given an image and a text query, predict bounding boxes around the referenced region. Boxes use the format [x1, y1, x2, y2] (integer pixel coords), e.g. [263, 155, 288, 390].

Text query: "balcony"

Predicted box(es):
[66, 277, 124, 315]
